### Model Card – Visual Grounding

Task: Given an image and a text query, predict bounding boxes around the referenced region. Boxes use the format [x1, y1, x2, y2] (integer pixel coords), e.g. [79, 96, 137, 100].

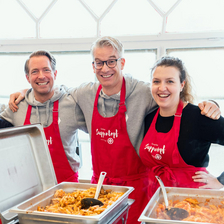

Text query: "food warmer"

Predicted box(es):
[0, 124, 134, 224]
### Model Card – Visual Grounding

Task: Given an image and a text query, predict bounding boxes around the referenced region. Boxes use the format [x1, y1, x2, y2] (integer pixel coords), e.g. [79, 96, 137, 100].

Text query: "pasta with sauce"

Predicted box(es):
[156, 198, 224, 223]
[37, 187, 124, 216]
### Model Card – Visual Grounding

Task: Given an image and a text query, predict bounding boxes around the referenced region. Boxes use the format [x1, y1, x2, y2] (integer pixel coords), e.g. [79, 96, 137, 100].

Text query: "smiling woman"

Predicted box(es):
[151, 66, 186, 116]
[139, 56, 224, 199]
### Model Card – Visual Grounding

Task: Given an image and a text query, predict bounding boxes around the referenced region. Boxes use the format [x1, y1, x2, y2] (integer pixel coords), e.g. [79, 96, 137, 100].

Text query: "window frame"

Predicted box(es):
[1, 32, 224, 53]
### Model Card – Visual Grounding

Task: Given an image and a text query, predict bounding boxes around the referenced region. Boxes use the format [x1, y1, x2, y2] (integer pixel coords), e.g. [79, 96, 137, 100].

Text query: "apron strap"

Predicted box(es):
[118, 77, 127, 113]
[24, 105, 32, 124]
[117, 78, 127, 129]
[94, 85, 102, 108]
[172, 100, 184, 164]
[52, 100, 59, 132]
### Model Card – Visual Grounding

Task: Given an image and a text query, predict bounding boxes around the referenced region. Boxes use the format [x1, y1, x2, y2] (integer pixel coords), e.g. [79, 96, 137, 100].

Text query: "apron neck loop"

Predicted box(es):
[52, 100, 59, 128]
[119, 77, 126, 105]
[24, 105, 32, 124]
[175, 100, 183, 117]
[118, 77, 127, 113]
[94, 84, 102, 108]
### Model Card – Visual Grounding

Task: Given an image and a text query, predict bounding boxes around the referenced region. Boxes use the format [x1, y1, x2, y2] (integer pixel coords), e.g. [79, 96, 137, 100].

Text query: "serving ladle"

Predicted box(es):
[81, 171, 107, 209]
[155, 176, 189, 220]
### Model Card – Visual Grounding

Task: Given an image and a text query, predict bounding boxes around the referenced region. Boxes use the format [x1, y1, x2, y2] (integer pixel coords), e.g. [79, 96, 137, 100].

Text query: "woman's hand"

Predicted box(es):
[192, 171, 224, 189]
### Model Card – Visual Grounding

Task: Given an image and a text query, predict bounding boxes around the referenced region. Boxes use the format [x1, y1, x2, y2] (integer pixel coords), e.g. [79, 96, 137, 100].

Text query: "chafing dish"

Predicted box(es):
[0, 124, 57, 224]
[0, 124, 134, 224]
[139, 187, 224, 224]
[10, 182, 134, 224]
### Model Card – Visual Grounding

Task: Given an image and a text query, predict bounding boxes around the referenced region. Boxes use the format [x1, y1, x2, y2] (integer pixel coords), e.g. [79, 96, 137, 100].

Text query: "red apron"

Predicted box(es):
[91, 78, 150, 224]
[139, 100, 208, 198]
[24, 100, 78, 183]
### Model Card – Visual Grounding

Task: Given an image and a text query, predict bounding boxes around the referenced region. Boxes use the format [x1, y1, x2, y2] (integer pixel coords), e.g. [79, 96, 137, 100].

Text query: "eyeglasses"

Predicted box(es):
[92, 58, 122, 69]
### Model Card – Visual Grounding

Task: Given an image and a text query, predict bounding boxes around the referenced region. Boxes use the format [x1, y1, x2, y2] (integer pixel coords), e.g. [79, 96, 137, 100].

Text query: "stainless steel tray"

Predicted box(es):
[0, 124, 57, 224]
[139, 187, 224, 224]
[10, 182, 134, 224]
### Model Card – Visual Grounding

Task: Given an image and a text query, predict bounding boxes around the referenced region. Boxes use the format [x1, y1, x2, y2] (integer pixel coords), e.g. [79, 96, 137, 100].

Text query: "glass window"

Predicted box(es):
[40, 0, 97, 38]
[84, 0, 114, 17]
[168, 48, 224, 101]
[1, 0, 224, 39]
[0, 53, 30, 96]
[101, 0, 162, 36]
[21, 0, 53, 18]
[54, 51, 95, 88]
[123, 50, 157, 82]
[0, 97, 10, 106]
[0, 0, 35, 39]
[167, 0, 224, 33]
[151, 0, 179, 13]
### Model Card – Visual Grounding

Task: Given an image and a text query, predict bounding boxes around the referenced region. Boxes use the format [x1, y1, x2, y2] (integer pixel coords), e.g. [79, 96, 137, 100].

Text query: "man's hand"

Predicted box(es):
[192, 171, 224, 189]
[198, 101, 221, 120]
[9, 89, 28, 112]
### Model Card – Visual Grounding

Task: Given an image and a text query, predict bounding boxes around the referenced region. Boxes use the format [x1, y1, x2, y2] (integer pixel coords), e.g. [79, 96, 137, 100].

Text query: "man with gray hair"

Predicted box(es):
[75, 36, 156, 223]
[0, 50, 87, 184]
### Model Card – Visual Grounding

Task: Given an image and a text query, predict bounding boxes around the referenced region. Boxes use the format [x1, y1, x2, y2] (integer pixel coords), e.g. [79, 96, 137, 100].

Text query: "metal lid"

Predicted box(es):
[0, 124, 57, 224]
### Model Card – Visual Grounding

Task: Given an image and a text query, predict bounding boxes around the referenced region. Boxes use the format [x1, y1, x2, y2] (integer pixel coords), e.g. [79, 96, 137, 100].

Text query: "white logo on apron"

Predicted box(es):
[96, 129, 118, 138]
[46, 136, 53, 145]
[107, 138, 114, 144]
[144, 143, 165, 154]
[96, 128, 118, 144]
[152, 154, 162, 160]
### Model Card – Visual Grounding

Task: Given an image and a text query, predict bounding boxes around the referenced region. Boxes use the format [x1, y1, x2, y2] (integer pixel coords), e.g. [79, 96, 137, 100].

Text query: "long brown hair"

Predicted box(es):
[151, 56, 194, 103]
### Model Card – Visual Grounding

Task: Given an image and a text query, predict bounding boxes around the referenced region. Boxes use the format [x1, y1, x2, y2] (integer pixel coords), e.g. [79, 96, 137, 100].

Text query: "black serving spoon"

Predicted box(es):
[81, 171, 107, 209]
[155, 176, 189, 220]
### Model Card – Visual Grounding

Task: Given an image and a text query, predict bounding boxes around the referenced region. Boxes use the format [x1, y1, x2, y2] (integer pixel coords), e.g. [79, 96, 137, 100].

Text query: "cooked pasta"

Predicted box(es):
[156, 198, 224, 223]
[37, 187, 124, 216]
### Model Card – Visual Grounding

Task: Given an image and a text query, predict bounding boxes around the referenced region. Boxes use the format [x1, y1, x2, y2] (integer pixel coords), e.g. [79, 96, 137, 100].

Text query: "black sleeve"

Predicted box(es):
[199, 114, 224, 145]
[0, 118, 13, 128]
[217, 172, 224, 185]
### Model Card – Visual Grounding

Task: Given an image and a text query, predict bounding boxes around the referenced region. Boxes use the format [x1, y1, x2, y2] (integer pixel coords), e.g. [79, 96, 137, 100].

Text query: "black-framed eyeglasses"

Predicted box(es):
[92, 58, 122, 69]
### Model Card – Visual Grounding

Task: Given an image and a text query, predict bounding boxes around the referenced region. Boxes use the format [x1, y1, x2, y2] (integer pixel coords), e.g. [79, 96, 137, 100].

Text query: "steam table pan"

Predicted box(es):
[10, 182, 134, 224]
[139, 186, 224, 224]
